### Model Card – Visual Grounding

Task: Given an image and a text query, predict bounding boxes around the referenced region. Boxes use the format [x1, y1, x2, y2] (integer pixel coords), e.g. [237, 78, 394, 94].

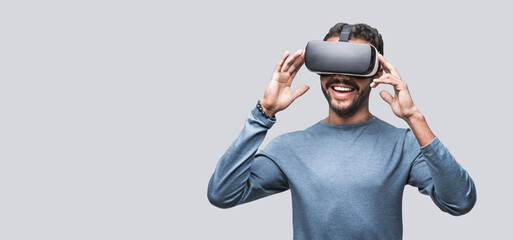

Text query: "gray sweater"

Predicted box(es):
[208, 107, 476, 240]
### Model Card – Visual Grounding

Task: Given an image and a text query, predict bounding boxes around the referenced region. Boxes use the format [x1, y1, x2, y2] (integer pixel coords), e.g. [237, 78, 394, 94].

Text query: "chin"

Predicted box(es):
[329, 99, 358, 115]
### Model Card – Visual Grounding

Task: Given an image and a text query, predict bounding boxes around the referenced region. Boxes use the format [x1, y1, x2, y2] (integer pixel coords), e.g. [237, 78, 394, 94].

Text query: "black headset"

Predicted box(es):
[304, 24, 380, 77]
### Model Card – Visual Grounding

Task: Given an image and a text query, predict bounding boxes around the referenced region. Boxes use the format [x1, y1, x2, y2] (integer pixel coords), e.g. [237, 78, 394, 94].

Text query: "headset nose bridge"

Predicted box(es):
[332, 74, 350, 81]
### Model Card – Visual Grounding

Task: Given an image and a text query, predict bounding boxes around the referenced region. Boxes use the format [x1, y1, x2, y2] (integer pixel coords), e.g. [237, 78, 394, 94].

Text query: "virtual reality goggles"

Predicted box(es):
[305, 24, 380, 77]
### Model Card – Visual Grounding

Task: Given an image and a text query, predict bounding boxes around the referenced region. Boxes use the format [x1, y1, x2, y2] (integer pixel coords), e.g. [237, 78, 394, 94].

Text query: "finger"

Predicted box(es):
[379, 90, 394, 105]
[372, 74, 401, 87]
[378, 54, 400, 77]
[288, 53, 305, 83]
[282, 49, 303, 72]
[274, 50, 290, 73]
[291, 85, 310, 100]
[288, 50, 305, 74]
[289, 64, 304, 83]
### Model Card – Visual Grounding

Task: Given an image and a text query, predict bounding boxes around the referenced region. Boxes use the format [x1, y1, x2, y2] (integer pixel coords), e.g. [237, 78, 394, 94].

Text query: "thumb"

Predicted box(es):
[291, 85, 310, 100]
[379, 90, 394, 105]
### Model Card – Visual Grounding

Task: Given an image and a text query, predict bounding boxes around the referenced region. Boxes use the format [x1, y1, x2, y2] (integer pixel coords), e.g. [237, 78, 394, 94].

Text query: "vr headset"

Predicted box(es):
[305, 24, 380, 77]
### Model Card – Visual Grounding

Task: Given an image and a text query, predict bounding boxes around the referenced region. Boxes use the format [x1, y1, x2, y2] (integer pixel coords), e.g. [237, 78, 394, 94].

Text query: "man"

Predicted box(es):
[207, 23, 476, 239]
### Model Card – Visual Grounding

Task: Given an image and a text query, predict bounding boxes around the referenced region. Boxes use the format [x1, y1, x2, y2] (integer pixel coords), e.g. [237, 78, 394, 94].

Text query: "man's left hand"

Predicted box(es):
[370, 54, 420, 121]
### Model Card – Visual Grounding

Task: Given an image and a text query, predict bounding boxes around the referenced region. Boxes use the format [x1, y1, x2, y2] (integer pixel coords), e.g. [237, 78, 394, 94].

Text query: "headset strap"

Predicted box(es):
[339, 24, 353, 42]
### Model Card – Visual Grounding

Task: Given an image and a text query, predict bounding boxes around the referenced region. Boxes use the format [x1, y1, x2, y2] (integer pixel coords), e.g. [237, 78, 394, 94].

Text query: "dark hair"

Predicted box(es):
[323, 23, 384, 55]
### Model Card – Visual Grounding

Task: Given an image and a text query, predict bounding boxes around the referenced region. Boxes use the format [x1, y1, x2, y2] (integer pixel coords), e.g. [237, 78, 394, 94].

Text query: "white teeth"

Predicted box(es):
[333, 86, 353, 91]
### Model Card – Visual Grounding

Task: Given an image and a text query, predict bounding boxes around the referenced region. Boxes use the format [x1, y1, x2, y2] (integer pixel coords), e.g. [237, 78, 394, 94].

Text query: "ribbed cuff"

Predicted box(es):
[250, 106, 276, 129]
[419, 137, 441, 153]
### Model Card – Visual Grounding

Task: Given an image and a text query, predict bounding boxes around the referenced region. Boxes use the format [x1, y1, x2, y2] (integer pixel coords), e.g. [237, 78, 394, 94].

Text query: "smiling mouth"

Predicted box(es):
[332, 85, 355, 93]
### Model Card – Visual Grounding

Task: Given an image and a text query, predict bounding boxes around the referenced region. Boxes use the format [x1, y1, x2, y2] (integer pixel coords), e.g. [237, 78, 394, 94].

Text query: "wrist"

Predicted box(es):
[403, 109, 424, 125]
[257, 100, 276, 121]
[259, 99, 277, 117]
[402, 109, 435, 147]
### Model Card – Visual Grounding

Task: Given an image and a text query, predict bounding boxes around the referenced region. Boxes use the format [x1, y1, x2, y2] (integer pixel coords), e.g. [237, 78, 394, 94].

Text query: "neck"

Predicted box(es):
[323, 104, 373, 125]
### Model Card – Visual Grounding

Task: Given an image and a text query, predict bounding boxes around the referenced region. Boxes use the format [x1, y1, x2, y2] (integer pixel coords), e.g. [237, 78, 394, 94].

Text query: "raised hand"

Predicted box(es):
[370, 54, 419, 121]
[259, 50, 310, 118]
[370, 54, 435, 146]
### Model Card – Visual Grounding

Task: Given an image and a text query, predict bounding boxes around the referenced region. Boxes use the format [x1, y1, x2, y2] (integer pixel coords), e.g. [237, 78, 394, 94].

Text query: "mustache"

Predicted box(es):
[325, 79, 360, 91]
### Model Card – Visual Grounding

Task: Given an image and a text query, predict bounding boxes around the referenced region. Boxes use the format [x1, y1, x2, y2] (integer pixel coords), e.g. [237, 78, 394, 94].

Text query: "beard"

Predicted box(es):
[321, 78, 372, 116]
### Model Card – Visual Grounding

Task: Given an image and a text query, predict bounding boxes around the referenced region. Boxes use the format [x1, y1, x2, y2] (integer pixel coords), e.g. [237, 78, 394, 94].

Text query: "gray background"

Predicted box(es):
[1, 0, 511, 239]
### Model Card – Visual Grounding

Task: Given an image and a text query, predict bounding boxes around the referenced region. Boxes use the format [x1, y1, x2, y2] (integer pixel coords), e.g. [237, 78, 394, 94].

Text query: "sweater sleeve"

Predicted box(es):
[406, 132, 477, 216]
[207, 107, 289, 209]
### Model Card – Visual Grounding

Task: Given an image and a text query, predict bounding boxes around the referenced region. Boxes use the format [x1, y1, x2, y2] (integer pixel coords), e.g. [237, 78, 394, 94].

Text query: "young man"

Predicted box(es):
[207, 23, 476, 239]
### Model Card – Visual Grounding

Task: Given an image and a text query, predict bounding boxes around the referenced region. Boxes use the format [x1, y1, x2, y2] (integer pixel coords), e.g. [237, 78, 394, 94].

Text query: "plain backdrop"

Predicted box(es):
[1, 0, 511, 239]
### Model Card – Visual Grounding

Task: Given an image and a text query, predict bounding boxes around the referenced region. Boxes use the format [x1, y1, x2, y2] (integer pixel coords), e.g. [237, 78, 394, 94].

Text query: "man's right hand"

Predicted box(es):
[259, 49, 310, 118]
